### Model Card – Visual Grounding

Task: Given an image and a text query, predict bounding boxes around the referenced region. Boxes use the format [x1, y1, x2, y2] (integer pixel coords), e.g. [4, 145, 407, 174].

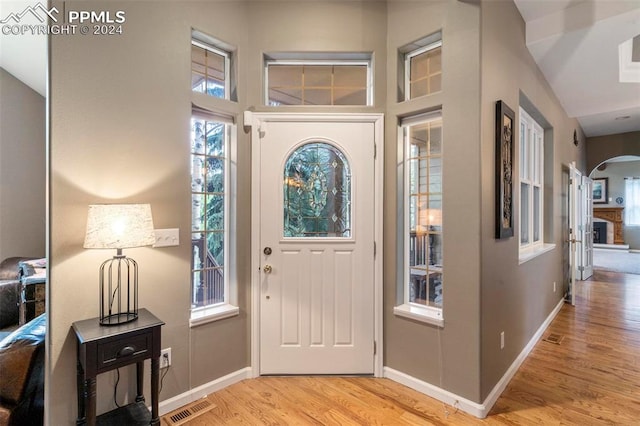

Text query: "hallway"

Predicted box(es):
[162, 271, 640, 425]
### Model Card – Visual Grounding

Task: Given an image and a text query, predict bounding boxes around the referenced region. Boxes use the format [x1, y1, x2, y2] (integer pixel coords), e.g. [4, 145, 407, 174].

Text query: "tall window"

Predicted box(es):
[625, 177, 640, 226]
[191, 114, 230, 310]
[191, 40, 230, 99]
[265, 56, 372, 106]
[403, 113, 443, 311]
[519, 108, 544, 251]
[405, 40, 442, 100]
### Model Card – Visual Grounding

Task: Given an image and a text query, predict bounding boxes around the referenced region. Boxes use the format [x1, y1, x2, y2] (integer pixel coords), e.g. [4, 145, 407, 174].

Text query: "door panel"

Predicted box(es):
[581, 176, 594, 280]
[567, 163, 582, 305]
[259, 120, 375, 375]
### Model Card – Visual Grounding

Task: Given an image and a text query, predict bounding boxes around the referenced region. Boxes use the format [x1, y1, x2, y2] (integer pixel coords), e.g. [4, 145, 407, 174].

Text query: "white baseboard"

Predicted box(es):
[479, 298, 564, 417]
[384, 367, 486, 418]
[594, 244, 630, 250]
[385, 298, 564, 418]
[159, 367, 252, 415]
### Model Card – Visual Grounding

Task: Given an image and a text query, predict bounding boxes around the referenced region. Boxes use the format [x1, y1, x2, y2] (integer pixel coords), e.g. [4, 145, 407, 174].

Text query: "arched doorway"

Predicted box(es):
[589, 155, 640, 275]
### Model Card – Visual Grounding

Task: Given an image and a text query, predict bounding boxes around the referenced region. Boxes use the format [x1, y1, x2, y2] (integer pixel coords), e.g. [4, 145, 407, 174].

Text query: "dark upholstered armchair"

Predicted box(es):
[0, 313, 45, 425]
[0, 257, 32, 329]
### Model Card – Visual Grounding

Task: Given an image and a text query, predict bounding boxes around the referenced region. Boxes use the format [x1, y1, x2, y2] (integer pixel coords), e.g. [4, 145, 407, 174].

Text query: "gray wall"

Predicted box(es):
[49, 1, 250, 422]
[587, 131, 640, 174]
[479, 1, 586, 400]
[384, 0, 483, 402]
[47, 1, 591, 423]
[591, 160, 640, 249]
[0, 68, 46, 262]
[49, 1, 386, 424]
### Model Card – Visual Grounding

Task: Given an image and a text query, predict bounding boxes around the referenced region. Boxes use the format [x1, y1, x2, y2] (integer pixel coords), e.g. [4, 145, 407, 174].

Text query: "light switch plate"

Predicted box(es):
[154, 228, 179, 247]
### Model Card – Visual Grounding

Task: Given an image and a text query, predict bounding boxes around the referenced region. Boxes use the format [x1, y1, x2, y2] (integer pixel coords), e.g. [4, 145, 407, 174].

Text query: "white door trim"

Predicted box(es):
[245, 112, 384, 377]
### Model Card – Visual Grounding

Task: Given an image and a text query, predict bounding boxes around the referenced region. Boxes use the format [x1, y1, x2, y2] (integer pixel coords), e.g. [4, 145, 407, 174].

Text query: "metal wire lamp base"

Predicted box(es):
[99, 248, 139, 326]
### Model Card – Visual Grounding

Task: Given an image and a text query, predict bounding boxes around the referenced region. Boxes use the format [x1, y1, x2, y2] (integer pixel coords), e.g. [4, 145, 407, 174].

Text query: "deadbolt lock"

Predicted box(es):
[263, 247, 272, 255]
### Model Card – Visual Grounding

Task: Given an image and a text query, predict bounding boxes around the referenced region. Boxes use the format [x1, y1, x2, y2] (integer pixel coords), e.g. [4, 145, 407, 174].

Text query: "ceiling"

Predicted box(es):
[1, 0, 639, 137]
[514, 0, 640, 137]
[0, 0, 47, 96]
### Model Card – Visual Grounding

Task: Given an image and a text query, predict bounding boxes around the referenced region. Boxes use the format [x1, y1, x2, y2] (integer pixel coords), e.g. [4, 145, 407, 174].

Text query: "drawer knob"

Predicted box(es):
[118, 346, 135, 357]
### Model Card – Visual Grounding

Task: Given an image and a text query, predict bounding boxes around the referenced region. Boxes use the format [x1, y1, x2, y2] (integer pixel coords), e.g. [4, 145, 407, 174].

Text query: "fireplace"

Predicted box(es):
[593, 222, 607, 244]
[593, 207, 625, 245]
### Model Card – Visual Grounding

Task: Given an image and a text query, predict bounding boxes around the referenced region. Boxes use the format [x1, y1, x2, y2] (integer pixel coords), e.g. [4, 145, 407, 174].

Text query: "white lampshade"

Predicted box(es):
[84, 204, 155, 249]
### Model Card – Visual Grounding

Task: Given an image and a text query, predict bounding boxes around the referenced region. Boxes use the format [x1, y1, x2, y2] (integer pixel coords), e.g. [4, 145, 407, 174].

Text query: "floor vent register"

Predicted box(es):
[163, 399, 215, 426]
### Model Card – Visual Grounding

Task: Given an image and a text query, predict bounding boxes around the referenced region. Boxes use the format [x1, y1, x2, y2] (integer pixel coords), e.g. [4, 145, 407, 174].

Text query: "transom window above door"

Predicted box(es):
[265, 53, 372, 106]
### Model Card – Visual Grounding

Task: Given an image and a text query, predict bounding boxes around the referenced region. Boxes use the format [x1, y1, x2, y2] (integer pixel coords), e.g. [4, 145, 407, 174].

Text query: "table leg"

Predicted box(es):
[150, 356, 160, 425]
[135, 361, 145, 403]
[84, 377, 97, 426]
[76, 360, 85, 425]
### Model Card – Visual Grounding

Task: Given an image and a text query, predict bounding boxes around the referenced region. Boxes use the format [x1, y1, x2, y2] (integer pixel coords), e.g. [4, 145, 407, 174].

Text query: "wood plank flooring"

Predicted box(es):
[165, 271, 640, 425]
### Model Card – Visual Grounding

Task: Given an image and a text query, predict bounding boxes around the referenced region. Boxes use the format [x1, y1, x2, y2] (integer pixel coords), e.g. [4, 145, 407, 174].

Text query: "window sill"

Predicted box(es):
[190, 304, 239, 327]
[518, 243, 556, 265]
[394, 304, 444, 327]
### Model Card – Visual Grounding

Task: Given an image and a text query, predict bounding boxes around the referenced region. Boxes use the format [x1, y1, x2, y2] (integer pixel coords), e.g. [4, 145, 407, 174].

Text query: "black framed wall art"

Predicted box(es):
[495, 100, 515, 239]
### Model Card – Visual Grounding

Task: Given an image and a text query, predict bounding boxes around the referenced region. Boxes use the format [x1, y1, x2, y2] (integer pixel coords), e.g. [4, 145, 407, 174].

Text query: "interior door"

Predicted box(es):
[258, 119, 375, 375]
[581, 176, 594, 280]
[567, 163, 582, 305]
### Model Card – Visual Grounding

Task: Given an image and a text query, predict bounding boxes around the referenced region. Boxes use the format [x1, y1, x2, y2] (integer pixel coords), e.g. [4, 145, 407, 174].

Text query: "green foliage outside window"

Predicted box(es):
[191, 117, 226, 306]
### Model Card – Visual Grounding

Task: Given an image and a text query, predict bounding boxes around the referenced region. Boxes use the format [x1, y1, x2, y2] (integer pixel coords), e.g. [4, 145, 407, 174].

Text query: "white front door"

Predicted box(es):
[256, 117, 376, 375]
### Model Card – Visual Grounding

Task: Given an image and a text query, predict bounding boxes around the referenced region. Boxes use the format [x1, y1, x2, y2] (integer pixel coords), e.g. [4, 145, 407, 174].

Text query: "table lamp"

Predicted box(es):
[84, 204, 155, 325]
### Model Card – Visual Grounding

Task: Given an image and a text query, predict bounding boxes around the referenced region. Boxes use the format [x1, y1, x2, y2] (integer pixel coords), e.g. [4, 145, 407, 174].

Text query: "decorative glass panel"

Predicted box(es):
[283, 142, 351, 237]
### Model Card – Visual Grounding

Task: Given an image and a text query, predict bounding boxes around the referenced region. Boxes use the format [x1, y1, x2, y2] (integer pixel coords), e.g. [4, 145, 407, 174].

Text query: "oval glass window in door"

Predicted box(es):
[283, 142, 351, 237]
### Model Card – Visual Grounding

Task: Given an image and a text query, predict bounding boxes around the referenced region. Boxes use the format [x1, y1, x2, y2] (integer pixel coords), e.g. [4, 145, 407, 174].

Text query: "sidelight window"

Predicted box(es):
[394, 111, 444, 326]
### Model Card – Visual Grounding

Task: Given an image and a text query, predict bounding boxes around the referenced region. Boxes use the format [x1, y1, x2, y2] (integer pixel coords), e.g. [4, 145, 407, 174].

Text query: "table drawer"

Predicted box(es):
[97, 333, 151, 370]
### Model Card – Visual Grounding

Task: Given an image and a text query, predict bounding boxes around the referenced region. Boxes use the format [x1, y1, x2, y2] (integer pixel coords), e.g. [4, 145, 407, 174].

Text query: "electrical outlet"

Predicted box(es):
[553, 281, 557, 292]
[160, 348, 171, 369]
[500, 331, 505, 350]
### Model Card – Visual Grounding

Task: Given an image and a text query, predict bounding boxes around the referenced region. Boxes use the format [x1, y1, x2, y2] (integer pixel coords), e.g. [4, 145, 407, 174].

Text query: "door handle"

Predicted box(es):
[263, 265, 272, 274]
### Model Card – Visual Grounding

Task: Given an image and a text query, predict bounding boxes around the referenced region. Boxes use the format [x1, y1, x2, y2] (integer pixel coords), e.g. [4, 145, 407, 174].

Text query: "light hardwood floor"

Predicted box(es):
[164, 271, 640, 425]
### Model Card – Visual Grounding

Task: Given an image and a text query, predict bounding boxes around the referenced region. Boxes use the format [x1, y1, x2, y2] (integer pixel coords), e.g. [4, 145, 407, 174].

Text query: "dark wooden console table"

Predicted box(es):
[72, 308, 164, 425]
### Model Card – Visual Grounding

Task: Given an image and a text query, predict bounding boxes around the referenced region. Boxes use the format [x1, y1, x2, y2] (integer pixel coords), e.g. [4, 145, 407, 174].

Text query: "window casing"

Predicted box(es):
[519, 108, 544, 252]
[394, 112, 444, 325]
[265, 59, 372, 106]
[405, 41, 442, 100]
[191, 40, 230, 99]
